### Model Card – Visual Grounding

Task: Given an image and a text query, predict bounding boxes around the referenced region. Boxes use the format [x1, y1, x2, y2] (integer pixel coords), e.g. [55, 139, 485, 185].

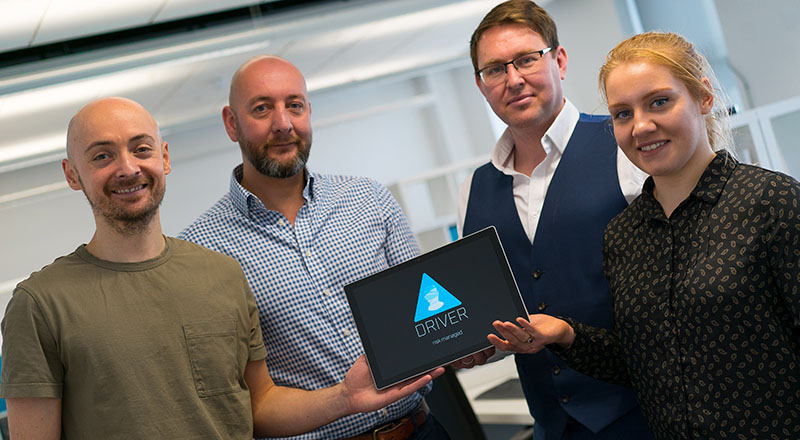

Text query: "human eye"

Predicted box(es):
[516, 54, 537, 67]
[252, 103, 271, 114]
[134, 144, 154, 155]
[651, 97, 669, 108]
[483, 64, 505, 77]
[288, 101, 305, 113]
[612, 109, 632, 120]
[92, 152, 110, 161]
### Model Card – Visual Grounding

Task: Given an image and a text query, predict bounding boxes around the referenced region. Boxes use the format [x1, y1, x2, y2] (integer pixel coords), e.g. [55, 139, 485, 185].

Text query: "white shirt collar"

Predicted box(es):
[490, 98, 579, 175]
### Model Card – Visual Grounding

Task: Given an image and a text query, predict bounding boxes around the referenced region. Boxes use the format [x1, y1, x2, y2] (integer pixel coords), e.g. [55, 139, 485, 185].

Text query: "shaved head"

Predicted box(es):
[67, 97, 161, 161]
[228, 55, 308, 108]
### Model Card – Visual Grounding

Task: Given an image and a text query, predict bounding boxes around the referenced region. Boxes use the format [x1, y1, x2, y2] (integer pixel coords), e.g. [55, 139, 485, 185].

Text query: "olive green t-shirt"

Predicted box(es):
[1, 237, 268, 439]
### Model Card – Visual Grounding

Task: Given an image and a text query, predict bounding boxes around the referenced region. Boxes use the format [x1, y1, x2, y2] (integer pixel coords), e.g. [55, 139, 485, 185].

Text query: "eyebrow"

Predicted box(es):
[481, 50, 540, 67]
[607, 87, 676, 108]
[246, 94, 306, 106]
[84, 134, 156, 153]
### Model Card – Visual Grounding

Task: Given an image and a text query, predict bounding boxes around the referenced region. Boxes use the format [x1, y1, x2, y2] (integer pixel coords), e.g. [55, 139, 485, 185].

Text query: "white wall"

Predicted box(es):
[548, 0, 626, 114]
[715, 0, 800, 109]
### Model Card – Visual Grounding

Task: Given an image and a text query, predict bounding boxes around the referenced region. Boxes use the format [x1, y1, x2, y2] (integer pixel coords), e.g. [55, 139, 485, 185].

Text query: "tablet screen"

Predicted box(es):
[344, 226, 528, 389]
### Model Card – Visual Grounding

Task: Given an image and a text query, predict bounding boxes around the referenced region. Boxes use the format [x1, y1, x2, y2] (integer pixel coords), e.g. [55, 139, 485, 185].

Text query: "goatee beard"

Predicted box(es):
[246, 136, 310, 179]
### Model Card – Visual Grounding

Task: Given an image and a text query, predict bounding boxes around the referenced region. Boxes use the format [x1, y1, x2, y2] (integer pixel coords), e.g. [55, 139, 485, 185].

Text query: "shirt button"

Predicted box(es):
[532, 270, 543, 279]
[538, 302, 547, 311]
[553, 366, 560, 376]
[277, 219, 285, 227]
[561, 395, 569, 404]
[381, 408, 388, 417]
[305, 249, 311, 257]
[323, 288, 331, 297]
[343, 329, 351, 337]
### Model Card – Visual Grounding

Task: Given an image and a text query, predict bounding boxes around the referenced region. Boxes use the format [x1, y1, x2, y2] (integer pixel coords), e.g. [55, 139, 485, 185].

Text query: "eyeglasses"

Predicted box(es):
[475, 47, 553, 86]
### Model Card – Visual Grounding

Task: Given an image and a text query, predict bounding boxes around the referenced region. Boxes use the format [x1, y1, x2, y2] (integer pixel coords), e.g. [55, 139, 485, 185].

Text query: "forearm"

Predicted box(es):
[246, 355, 437, 436]
[251, 383, 348, 437]
[554, 318, 632, 387]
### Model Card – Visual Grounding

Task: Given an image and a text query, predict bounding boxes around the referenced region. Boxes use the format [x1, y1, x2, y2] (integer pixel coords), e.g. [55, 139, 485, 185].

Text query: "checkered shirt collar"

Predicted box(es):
[229, 164, 315, 217]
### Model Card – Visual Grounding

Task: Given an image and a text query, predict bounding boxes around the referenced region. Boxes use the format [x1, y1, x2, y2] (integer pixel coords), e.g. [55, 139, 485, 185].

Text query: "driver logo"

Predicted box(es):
[413, 273, 468, 338]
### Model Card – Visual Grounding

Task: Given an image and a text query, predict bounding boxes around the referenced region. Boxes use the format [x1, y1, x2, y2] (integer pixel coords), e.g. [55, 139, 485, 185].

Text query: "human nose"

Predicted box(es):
[271, 106, 293, 134]
[117, 151, 141, 177]
[505, 63, 525, 88]
[631, 112, 655, 139]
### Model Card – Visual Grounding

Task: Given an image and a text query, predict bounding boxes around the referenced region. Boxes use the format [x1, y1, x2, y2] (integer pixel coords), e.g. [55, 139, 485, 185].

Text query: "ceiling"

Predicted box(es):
[0, 0, 271, 52]
[0, 0, 515, 172]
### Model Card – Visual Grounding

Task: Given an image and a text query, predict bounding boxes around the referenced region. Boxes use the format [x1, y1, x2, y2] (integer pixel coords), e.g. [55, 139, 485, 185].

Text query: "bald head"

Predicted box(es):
[66, 97, 161, 161]
[228, 55, 308, 109]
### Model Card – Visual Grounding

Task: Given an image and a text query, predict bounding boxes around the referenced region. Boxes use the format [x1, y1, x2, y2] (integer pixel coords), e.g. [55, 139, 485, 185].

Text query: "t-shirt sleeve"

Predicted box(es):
[0, 288, 63, 398]
[242, 280, 268, 362]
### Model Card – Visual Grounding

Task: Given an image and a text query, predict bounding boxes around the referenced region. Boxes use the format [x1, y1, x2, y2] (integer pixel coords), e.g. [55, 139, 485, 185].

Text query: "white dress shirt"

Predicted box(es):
[457, 99, 647, 241]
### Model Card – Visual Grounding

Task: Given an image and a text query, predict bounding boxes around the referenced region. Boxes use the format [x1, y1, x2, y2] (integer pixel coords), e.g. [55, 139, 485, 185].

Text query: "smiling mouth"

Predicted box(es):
[639, 141, 667, 152]
[113, 184, 146, 194]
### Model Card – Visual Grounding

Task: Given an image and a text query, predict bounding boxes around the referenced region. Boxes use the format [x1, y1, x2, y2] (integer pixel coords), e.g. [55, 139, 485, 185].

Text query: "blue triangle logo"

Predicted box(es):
[414, 273, 461, 322]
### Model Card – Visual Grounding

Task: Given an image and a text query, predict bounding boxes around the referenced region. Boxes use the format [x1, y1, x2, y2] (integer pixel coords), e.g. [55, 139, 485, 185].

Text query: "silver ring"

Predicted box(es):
[526, 337, 533, 344]
[463, 357, 474, 364]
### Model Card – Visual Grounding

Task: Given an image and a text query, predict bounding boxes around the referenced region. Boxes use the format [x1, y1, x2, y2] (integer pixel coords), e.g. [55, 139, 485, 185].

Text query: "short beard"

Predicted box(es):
[81, 176, 164, 236]
[96, 204, 159, 236]
[243, 135, 311, 179]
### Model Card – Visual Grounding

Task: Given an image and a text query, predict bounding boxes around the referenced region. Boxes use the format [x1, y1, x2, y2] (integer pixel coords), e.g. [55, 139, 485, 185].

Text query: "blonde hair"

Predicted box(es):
[599, 32, 734, 154]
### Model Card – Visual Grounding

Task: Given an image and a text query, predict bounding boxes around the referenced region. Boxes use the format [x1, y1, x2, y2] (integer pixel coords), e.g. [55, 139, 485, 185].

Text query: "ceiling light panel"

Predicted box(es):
[33, 0, 163, 45]
[0, 0, 49, 51]
[155, 0, 267, 22]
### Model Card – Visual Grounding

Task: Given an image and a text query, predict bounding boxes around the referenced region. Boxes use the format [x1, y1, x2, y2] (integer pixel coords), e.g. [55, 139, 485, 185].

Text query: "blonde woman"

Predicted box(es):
[490, 32, 800, 440]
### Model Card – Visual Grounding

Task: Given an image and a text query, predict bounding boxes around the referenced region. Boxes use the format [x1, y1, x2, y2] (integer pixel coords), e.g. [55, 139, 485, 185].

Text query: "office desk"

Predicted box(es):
[455, 355, 534, 425]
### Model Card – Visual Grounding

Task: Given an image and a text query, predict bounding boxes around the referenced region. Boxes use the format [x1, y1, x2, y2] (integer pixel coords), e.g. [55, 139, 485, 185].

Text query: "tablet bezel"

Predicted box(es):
[344, 226, 528, 389]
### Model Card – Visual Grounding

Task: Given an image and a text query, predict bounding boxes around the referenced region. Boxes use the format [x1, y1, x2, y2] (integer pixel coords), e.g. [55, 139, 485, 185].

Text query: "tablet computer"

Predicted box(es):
[344, 226, 528, 389]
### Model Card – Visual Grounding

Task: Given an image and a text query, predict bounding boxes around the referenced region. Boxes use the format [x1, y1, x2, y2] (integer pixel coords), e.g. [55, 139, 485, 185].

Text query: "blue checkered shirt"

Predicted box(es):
[179, 165, 425, 439]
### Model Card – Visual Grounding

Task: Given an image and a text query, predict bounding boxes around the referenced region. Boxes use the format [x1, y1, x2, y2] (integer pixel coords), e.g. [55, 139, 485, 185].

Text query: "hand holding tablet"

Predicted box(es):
[338, 355, 445, 413]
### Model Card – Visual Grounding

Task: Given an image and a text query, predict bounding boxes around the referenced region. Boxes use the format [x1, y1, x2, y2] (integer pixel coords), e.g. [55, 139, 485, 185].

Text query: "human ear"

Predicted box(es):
[62, 159, 83, 191]
[699, 77, 714, 114]
[474, 74, 489, 99]
[222, 106, 239, 142]
[555, 46, 568, 80]
[161, 142, 171, 175]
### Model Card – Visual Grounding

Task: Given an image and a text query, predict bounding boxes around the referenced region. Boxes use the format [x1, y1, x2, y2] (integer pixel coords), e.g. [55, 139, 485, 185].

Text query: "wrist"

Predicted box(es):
[560, 322, 576, 349]
[328, 382, 353, 419]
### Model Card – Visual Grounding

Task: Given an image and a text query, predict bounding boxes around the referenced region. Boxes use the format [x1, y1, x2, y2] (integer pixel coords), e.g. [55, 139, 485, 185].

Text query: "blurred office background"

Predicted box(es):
[0, 0, 798, 438]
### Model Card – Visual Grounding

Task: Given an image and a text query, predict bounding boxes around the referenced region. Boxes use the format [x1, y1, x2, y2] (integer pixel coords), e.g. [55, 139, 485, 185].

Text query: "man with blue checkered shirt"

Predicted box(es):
[180, 55, 452, 440]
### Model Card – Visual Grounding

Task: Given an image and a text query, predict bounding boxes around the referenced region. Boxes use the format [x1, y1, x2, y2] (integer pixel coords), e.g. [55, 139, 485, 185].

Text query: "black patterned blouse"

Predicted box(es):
[557, 152, 800, 440]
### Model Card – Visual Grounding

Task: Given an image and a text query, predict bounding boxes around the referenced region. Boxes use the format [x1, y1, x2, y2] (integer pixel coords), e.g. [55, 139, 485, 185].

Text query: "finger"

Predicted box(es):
[487, 333, 514, 351]
[494, 320, 532, 345]
[392, 372, 434, 396]
[516, 317, 538, 335]
[427, 367, 445, 380]
[497, 319, 532, 340]
[471, 351, 489, 365]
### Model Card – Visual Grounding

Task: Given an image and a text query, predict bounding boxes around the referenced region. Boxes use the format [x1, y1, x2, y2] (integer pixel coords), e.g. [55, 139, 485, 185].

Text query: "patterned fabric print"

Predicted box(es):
[180, 166, 424, 440]
[559, 152, 800, 440]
